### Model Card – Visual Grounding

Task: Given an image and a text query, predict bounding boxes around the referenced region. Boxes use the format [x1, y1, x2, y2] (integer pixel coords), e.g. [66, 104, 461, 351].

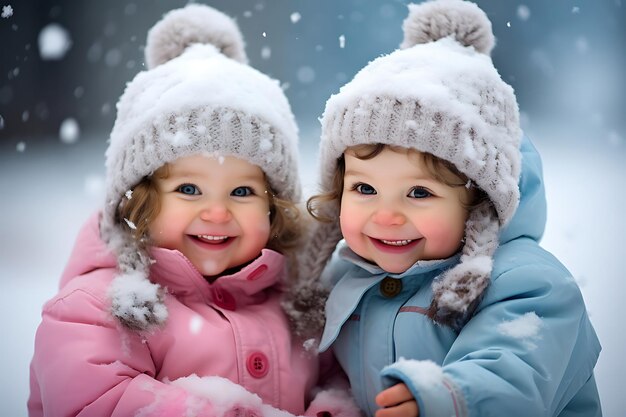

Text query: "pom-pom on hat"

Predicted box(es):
[290, 0, 522, 335]
[101, 4, 300, 331]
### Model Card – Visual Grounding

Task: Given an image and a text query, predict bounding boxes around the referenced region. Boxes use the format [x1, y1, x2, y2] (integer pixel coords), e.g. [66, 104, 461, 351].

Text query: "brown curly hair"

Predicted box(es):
[307, 143, 487, 222]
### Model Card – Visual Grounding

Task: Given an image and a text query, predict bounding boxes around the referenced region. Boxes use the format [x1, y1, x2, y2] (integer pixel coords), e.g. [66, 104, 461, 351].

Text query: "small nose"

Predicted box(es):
[372, 207, 406, 226]
[199, 203, 232, 223]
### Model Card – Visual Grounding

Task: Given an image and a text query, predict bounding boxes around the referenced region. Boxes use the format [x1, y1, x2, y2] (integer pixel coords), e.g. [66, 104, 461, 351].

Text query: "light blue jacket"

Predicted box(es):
[318, 137, 602, 417]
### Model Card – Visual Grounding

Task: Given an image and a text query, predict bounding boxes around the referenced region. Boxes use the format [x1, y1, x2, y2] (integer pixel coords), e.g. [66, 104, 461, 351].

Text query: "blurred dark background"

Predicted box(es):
[1, 0, 624, 146]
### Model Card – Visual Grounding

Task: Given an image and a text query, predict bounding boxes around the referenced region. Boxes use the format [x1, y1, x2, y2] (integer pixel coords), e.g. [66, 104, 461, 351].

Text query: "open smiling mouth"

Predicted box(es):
[380, 239, 414, 246]
[370, 237, 421, 252]
[191, 234, 234, 248]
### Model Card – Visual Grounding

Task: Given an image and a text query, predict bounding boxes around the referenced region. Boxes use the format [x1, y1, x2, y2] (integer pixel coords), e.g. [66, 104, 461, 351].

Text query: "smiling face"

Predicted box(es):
[339, 146, 472, 274]
[148, 154, 271, 278]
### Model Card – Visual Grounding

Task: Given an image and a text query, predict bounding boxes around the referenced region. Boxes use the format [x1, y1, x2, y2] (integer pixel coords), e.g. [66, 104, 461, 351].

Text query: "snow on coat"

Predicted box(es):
[28, 213, 336, 416]
[318, 136, 602, 417]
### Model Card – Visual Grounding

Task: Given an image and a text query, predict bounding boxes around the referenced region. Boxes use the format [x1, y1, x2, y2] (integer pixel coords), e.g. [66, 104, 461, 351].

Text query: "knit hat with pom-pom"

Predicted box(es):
[287, 0, 522, 336]
[101, 4, 301, 331]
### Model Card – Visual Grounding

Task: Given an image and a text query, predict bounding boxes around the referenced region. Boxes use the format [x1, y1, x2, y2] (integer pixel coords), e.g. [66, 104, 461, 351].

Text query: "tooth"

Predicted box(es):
[382, 239, 413, 246]
[198, 235, 228, 241]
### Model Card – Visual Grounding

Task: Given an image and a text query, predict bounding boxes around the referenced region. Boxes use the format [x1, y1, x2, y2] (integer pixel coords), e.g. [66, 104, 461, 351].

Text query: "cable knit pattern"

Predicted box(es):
[101, 4, 301, 331]
[295, 0, 522, 332]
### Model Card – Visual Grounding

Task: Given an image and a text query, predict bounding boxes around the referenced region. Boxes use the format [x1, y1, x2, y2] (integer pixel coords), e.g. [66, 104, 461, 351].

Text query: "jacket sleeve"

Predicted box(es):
[380, 248, 601, 417]
[28, 284, 301, 417]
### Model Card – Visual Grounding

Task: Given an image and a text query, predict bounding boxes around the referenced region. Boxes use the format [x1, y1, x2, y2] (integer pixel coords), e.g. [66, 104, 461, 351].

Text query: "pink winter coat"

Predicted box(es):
[28, 213, 356, 417]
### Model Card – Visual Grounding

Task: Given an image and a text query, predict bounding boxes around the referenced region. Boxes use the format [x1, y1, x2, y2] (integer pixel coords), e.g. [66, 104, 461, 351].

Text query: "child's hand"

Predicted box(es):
[374, 384, 419, 417]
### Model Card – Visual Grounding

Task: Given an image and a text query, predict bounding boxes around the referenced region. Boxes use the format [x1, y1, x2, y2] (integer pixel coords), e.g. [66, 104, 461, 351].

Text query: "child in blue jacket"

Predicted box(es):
[285, 1, 602, 416]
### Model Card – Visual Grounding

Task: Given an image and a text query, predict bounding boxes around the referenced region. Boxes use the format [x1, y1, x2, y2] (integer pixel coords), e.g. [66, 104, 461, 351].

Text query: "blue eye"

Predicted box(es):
[177, 184, 200, 195]
[408, 187, 431, 199]
[355, 183, 376, 195]
[231, 186, 253, 197]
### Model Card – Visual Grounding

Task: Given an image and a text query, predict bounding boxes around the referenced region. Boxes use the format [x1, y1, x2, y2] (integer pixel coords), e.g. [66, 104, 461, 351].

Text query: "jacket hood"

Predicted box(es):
[499, 135, 547, 245]
[59, 212, 116, 290]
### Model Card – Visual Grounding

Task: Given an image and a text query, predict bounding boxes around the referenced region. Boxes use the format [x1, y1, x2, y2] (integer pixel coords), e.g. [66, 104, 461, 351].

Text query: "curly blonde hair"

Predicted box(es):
[117, 164, 303, 258]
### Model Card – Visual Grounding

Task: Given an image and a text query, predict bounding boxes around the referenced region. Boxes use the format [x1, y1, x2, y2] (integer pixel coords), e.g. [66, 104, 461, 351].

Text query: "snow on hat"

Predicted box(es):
[289, 0, 522, 335]
[101, 4, 300, 331]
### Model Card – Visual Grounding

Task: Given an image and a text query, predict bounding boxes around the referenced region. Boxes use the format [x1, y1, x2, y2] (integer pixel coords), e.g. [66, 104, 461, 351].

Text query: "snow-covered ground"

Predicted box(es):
[0, 126, 624, 416]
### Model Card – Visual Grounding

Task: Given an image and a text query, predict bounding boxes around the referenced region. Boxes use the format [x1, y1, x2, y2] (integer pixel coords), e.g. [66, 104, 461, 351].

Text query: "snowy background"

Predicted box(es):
[1, 1, 624, 416]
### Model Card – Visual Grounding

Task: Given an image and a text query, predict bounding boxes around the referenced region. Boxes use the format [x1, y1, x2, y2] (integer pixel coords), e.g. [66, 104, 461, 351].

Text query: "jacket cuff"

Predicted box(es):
[381, 359, 467, 417]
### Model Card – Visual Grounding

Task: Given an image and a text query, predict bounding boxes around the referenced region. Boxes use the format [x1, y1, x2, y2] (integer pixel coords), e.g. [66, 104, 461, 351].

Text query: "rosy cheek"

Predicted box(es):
[422, 220, 463, 253]
[339, 210, 365, 248]
[256, 222, 271, 246]
[149, 215, 182, 248]
[339, 213, 356, 239]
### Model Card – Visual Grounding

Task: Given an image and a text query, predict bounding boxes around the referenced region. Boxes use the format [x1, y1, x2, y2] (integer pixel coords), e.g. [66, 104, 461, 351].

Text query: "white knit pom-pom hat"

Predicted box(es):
[290, 0, 522, 334]
[101, 4, 301, 331]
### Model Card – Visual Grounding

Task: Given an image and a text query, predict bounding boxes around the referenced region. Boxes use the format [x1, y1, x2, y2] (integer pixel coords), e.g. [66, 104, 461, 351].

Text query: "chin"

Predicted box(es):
[194, 261, 227, 278]
[384, 265, 411, 274]
[371, 259, 406, 274]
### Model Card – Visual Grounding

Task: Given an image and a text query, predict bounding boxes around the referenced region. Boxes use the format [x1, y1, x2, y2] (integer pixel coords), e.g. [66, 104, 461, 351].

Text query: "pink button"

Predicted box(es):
[212, 287, 236, 310]
[246, 351, 269, 378]
[247, 264, 268, 281]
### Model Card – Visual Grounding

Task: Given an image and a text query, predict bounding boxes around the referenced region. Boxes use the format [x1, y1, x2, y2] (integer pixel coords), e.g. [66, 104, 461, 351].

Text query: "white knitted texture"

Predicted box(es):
[101, 5, 301, 332]
[302, 0, 522, 330]
[432, 203, 499, 314]
[401, 0, 495, 54]
[320, 38, 521, 226]
[145, 4, 247, 69]
[103, 44, 301, 243]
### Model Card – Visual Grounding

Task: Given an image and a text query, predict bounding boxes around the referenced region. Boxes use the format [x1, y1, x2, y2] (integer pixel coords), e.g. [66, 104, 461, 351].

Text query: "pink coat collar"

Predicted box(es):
[60, 212, 287, 310]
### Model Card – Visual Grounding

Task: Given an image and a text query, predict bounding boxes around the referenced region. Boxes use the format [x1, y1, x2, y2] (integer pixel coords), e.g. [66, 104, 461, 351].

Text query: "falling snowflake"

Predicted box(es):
[516, 5, 531, 21]
[124, 218, 137, 230]
[38, 23, 72, 60]
[261, 46, 271, 60]
[1, 5, 13, 18]
[59, 118, 80, 144]
[339, 34, 346, 48]
[290, 12, 301, 23]
[189, 315, 203, 334]
[84, 175, 104, 197]
[296, 66, 315, 84]
[575, 37, 589, 53]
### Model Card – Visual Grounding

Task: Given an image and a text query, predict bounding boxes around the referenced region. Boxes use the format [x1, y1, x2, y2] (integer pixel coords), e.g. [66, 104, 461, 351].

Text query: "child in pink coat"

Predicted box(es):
[28, 5, 359, 417]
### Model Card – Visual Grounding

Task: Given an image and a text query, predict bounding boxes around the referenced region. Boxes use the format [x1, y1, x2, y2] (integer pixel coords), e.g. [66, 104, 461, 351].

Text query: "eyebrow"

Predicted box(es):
[344, 169, 433, 182]
[343, 169, 363, 178]
[166, 170, 265, 183]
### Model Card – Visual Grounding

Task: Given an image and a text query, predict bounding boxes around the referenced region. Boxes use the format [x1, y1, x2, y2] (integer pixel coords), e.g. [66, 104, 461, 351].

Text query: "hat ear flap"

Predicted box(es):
[284, 210, 343, 338]
[428, 201, 499, 330]
[102, 221, 168, 331]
